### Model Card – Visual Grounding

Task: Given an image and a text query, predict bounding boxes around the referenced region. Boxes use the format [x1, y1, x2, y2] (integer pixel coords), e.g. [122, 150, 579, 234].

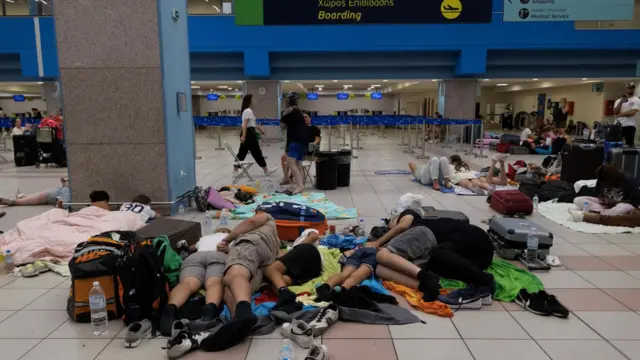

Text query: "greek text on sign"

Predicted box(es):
[503, 0, 634, 22]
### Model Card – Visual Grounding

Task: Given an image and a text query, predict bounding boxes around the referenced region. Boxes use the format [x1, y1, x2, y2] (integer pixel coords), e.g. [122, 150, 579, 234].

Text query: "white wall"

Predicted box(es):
[0, 98, 47, 115]
[297, 96, 396, 115]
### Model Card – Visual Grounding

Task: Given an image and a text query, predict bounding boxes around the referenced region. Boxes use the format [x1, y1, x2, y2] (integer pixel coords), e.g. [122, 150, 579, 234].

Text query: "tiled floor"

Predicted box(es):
[1, 128, 640, 359]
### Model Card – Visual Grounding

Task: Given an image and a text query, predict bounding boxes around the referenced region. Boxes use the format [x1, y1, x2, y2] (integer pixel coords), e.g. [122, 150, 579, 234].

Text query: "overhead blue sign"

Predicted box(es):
[371, 92, 383, 100]
[207, 94, 219, 101]
[503, 0, 634, 22]
[306, 93, 319, 100]
[336, 93, 349, 100]
[13, 95, 25, 102]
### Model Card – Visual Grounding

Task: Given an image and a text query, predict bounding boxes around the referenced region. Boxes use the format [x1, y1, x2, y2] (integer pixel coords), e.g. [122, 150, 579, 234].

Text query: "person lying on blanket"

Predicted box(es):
[159, 227, 232, 336]
[89, 190, 110, 211]
[119, 194, 161, 223]
[448, 154, 509, 194]
[364, 209, 496, 309]
[315, 247, 378, 302]
[263, 229, 323, 310]
[0, 178, 70, 209]
[408, 157, 452, 190]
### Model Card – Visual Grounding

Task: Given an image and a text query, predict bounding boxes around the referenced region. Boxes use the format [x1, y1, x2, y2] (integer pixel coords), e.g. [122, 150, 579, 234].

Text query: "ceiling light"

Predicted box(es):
[236, 81, 242, 83]
[497, 83, 509, 86]
[190, 81, 195, 84]
[483, 79, 489, 81]
[218, 86, 228, 89]
[333, 80, 338, 83]
[210, 89, 213, 92]
[37, 81, 44, 85]
[191, 86, 200, 89]
[532, 78, 539, 81]
[284, 80, 290, 83]
[383, 80, 388, 82]
[581, 78, 588, 81]
[370, 85, 380, 87]
[431, 79, 438, 82]
[314, 85, 324, 88]
[234, 89, 239, 91]
[343, 85, 353, 88]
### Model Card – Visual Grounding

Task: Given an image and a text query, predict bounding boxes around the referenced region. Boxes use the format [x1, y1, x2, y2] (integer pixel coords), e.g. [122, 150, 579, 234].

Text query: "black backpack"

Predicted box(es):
[116, 238, 170, 332]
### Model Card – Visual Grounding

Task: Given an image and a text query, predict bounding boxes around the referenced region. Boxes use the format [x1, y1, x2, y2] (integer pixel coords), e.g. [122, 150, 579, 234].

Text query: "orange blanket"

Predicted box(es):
[383, 281, 453, 318]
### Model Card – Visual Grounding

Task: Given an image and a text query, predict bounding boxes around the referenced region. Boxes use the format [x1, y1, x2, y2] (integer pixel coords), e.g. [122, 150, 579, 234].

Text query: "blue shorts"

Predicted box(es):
[344, 247, 378, 273]
[286, 142, 307, 161]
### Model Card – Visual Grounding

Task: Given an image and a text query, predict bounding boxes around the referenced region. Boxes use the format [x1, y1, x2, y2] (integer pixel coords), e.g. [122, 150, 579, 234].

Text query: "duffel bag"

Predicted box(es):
[256, 201, 328, 241]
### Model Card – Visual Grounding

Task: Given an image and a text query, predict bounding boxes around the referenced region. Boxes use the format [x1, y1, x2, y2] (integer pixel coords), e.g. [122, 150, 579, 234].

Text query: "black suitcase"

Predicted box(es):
[12, 135, 37, 167]
[421, 206, 469, 225]
[603, 124, 623, 142]
[560, 143, 604, 184]
[499, 133, 520, 145]
[607, 148, 640, 184]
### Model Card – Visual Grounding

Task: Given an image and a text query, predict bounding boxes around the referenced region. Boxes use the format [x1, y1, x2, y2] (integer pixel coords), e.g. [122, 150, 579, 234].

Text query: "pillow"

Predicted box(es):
[207, 188, 235, 210]
[225, 185, 259, 194]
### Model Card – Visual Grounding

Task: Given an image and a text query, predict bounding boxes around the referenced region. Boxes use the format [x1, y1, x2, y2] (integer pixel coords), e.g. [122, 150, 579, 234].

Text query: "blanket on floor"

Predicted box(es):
[225, 192, 358, 219]
[0, 207, 145, 265]
[453, 184, 517, 196]
[537, 201, 640, 234]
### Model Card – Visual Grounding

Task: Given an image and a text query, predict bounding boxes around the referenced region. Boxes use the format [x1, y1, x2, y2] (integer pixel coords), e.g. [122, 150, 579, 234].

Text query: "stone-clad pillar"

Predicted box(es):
[438, 80, 478, 119]
[54, 0, 195, 213]
[245, 81, 280, 118]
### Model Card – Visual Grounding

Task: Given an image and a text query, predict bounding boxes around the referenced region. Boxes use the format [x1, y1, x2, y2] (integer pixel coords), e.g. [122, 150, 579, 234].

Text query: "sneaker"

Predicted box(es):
[492, 153, 509, 162]
[171, 319, 191, 338]
[309, 304, 339, 337]
[166, 330, 210, 359]
[280, 320, 314, 349]
[515, 289, 549, 316]
[264, 167, 278, 176]
[305, 344, 329, 360]
[477, 286, 492, 306]
[437, 285, 482, 310]
[124, 319, 152, 348]
[540, 290, 569, 318]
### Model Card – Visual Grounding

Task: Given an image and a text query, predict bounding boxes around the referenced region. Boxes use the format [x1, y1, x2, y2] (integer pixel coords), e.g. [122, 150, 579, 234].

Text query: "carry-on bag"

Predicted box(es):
[509, 146, 530, 155]
[607, 148, 640, 184]
[490, 190, 533, 215]
[421, 206, 470, 225]
[487, 216, 553, 260]
[496, 143, 512, 153]
[500, 133, 521, 145]
[256, 201, 328, 241]
[560, 143, 604, 183]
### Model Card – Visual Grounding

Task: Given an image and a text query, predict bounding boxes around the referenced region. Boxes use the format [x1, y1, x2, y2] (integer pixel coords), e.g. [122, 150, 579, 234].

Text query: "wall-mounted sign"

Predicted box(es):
[371, 92, 383, 99]
[207, 94, 219, 101]
[337, 93, 349, 100]
[13, 95, 25, 102]
[307, 93, 319, 100]
[236, 0, 492, 25]
[503, 0, 634, 22]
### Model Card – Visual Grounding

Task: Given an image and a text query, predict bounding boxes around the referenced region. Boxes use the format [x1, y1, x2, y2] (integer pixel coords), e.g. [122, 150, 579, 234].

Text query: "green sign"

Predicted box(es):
[235, 0, 492, 25]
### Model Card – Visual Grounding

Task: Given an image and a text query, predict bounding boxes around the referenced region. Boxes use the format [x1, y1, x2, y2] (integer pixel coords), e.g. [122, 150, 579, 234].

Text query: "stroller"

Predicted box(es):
[35, 126, 66, 168]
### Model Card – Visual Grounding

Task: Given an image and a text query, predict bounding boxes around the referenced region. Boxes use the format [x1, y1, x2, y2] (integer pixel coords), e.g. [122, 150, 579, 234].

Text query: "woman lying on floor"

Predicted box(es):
[0, 178, 70, 209]
[448, 154, 509, 194]
[361, 209, 496, 309]
[569, 164, 640, 227]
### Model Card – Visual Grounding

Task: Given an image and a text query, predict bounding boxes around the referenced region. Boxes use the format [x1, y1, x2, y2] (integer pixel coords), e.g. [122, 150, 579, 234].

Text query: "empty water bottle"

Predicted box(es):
[526, 227, 539, 262]
[203, 211, 214, 234]
[359, 219, 366, 236]
[380, 218, 387, 226]
[178, 204, 185, 215]
[279, 339, 294, 360]
[89, 281, 108, 336]
[532, 194, 539, 211]
[583, 201, 589, 213]
[3, 250, 14, 273]
[220, 209, 230, 227]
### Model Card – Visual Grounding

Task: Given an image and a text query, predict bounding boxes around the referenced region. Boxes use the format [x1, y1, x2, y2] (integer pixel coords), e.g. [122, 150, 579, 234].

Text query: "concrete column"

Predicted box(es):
[245, 81, 279, 118]
[54, 0, 195, 213]
[438, 80, 478, 119]
[41, 83, 61, 115]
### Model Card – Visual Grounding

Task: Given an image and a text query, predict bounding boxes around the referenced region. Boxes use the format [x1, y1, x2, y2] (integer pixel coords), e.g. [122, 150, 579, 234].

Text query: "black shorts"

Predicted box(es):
[277, 243, 322, 285]
[344, 247, 378, 273]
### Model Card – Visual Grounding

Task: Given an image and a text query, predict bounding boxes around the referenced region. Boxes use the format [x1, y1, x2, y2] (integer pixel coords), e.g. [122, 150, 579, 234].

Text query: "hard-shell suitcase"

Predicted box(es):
[487, 216, 553, 260]
[490, 190, 533, 215]
[607, 148, 640, 184]
[421, 206, 470, 225]
[560, 143, 604, 184]
[509, 146, 529, 155]
[496, 143, 512, 154]
[500, 133, 520, 145]
[136, 217, 202, 248]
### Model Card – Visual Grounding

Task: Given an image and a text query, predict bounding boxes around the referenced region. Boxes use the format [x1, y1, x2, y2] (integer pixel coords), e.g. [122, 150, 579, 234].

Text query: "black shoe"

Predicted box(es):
[540, 290, 569, 318]
[515, 289, 549, 316]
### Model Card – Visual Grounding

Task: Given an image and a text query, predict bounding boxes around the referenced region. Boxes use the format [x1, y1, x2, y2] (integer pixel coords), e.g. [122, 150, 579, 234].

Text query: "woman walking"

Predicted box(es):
[235, 94, 276, 176]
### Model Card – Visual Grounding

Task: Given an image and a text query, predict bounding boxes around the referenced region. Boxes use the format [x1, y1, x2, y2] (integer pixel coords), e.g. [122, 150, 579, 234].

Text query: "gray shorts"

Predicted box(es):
[180, 251, 228, 285]
[384, 226, 438, 262]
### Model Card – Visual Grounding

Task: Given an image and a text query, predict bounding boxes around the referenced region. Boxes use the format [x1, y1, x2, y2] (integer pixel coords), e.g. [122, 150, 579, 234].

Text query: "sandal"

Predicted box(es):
[33, 260, 49, 274]
[20, 264, 39, 278]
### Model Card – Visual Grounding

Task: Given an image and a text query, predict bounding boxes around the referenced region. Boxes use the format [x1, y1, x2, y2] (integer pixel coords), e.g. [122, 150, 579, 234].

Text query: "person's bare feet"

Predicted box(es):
[443, 179, 452, 188]
[280, 178, 291, 185]
[432, 179, 441, 190]
[56, 200, 64, 209]
[0, 198, 13, 206]
[291, 186, 304, 195]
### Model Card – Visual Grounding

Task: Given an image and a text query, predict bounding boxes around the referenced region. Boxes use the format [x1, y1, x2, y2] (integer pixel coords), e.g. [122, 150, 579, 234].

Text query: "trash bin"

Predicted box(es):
[337, 149, 352, 187]
[314, 151, 338, 190]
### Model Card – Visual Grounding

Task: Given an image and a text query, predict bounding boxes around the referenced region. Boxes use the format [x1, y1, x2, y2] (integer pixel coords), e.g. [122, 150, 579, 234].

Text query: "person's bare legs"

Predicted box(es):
[471, 178, 491, 191]
[223, 287, 237, 317]
[168, 277, 202, 308]
[376, 265, 419, 288]
[408, 162, 417, 173]
[223, 265, 252, 305]
[376, 248, 421, 278]
[204, 277, 223, 308]
[280, 153, 290, 185]
[456, 179, 474, 190]
[487, 159, 508, 185]
[287, 156, 304, 194]
[342, 265, 373, 289]
[263, 261, 291, 292]
[1, 191, 49, 206]
[325, 266, 357, 288]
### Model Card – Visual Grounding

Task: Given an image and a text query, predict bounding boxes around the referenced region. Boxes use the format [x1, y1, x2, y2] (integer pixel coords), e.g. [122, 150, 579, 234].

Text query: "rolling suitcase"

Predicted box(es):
[509, 146, 529, 155]
[487, 216, 553, 260]
[136, 217, 202, 248]
[421, 206, 469, 225]
[560, 143, 604, 184]
[490, 190, 533, 215]
[607, 148, 640, 184]
[12, 135, 37, 167]
[499, 133, 520, 145]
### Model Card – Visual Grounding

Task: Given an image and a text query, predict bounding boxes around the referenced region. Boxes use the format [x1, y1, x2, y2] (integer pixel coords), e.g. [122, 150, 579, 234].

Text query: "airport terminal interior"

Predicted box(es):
[2, 0, 640, 359]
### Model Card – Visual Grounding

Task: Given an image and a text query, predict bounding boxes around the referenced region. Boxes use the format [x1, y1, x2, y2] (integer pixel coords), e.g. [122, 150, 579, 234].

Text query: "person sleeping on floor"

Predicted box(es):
[569, 164, 640, 228]
[448, 154, 509, 194]
[361, 209, 496, 309]
[0, 178, 70, 209]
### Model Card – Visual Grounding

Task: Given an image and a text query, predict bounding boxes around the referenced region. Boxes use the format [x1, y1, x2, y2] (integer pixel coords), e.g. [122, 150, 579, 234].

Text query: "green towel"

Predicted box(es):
[439, 258, 544, 302]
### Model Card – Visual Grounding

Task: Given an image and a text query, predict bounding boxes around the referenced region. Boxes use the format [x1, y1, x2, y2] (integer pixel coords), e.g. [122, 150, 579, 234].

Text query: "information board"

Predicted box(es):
[503, 0, 634, 22]
[307, 93, 319, 100]
[207, 94, 219, 101]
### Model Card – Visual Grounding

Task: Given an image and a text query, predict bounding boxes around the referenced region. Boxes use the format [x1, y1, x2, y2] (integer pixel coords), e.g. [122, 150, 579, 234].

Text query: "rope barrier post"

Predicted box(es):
[340, 121, 348, 146]
[403, 120, 414, 154]
[456, 122, 465, 153]
[442, 123, 452, 148]
[398, 125, 406, 145]
[379, 124, 386, 138]
[215, 126, 224, 150]
[355, 121, 363, 150]
[413, 121, 421, 149]
[350, 119, 358, 159]
[416, 117, 429, 159]
[328, 122, 332, 150]
[465, 122, 473, 155]
[474, 120, 488, 158]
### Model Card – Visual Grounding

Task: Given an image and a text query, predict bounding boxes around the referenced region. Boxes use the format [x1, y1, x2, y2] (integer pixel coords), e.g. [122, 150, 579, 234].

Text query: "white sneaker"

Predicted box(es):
[305, 344, 329, 360]
[280, 320, 314, 349]
[166, 330, 210, 359]
[568, 209, 584, 222]
[492, 153, 509, 162]
[264, 167, 278, 176]
[308, 304, 339, 337]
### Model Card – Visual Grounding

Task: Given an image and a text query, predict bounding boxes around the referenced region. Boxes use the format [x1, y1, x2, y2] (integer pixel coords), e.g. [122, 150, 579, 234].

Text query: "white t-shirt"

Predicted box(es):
[11, 127, 24, 136]
[614, 96, 640, 127]
[242, 108, 257, 128]
[520, 128, 532, 142]
[119, 202, 156, 223]
[196, 233, 228, 252]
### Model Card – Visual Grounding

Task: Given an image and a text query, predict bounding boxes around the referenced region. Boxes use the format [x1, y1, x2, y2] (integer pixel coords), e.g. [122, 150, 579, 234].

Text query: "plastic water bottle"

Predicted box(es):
[279, 339, 294, 360]
[532, 194, 539, 211]
[526, 228, 539, 262]
[380, 218, 386, 226]
[178, 204, 185, 215]
[220, 209, 230, 227]
[203, 211, 214, 234]
[359, 219, 366, 236]
[3, 250, 15, 273]
[89, 281, 108, 336]
[583, 201, 589, 213]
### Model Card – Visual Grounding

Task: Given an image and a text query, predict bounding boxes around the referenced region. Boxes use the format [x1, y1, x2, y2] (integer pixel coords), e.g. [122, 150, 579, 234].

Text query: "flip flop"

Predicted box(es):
[33, 260, 49, 274]
[20, 264, 39, 278]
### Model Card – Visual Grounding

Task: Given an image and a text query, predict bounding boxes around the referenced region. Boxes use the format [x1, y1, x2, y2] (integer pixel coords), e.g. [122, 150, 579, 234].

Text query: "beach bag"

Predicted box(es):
[207, 187, 234, 210]
[152, 236, 182, 288]
[256, 201, 328, 241]
[194, 186, 211, 212]
[117, 237, 170, 330]
[67, 231, 136, 322]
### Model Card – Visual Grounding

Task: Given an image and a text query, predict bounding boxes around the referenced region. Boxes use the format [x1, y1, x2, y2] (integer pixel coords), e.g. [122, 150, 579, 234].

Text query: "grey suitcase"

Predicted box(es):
[421, 206, 470, 225]
[608, 148, 640, 184]
[487, 216, 553, 260]
[509, 146, 529, 155]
